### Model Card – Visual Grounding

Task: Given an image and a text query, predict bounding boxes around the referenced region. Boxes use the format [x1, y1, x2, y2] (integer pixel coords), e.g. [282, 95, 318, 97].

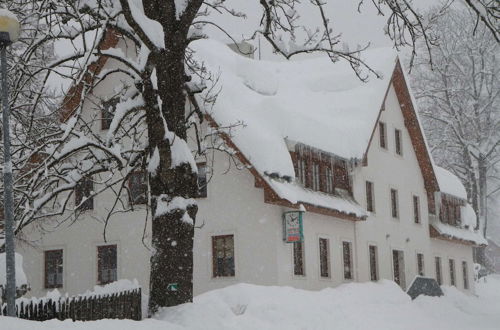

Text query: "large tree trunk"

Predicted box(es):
[145, 42, 198, 314]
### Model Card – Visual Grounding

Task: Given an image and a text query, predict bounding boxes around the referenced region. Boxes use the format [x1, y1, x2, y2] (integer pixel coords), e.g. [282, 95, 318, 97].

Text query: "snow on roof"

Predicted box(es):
[266, 178, 367, 218]
[434, 166, 467, 200]
[0, 252, 28, 286]
[430, 217, 486, 246]
[193, 39, 397, 179]
[461, 203, 477, 229]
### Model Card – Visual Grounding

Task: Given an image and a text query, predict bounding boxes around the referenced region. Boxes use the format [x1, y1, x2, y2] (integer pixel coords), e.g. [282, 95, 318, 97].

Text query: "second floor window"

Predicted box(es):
[197, 163, 208, 198]
[98, 245, 117, 285]
[366, 181, 375, 212]
[379, 122, 387, 149]
[312, 163, 320, 191]
[129, 171, 147, 204]
[390, 189, 399, 218]
[45, 249, 63, 289]
[395, 129, 402, 155]
[75, 177, 94, 211]
[413, 195, 420, 224]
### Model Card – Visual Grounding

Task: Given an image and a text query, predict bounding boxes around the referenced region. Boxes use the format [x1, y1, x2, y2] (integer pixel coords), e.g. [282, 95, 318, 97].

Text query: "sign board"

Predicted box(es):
[283, 211, 304, 243]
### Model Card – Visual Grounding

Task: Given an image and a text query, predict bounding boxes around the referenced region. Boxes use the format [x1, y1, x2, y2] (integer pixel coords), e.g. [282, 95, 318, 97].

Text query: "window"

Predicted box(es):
[379, 122, 387, 149]
[98, 245, 117, 285]
[395, 129, 402, 155]
[369, 245, 379, 281]
[392, 250, 406, 289]
[297, 159, 306, 185]
[413, 195, 420, 224]
[293, 241, 305, 276]
[435, 257, 442, 285]
[312, 163, 320, 191]
[319, 238, 330, 278]
[449, 259, 456, 286]
[417, 253, 425, 276]
[462, 261, 469, 289]
[101, 97, 119, 130]
[325, 167, 334, 194]
[75, 177, 94, 211]
[366, 181, 375, 212]
[128, 171, 147, 204]
[342, 241, 353, 280]
[390, 189, 399, 218]
[44, 250, 63, 289]
[197, 163, 208, 198]
[212, 235, 235, 277]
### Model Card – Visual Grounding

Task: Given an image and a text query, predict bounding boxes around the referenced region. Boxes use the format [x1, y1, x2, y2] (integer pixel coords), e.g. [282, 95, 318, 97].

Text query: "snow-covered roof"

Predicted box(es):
[434, 166, 467, 200]
[430, 217, 486, 246]
[193, 39, 397, 179]
[193, 40, 399, 217]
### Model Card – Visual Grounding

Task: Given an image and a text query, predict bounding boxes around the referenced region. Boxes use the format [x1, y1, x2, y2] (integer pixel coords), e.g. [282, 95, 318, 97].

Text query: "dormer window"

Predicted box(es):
[297, 159, 306, 185]
[325, 168, 334, 194]
[439, 194, 462, 226]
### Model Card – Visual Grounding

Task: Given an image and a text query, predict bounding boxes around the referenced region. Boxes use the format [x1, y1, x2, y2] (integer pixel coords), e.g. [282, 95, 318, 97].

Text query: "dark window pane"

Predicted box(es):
[379, 122, 387, 149]
[395, 129, 402, 155]
[45, 250, 63, 289]
[197, 163, 208, 198]
[293, 241, 305, 276]
[98, 245, 117, 285]
[75, 177, 94, 211]
[212, 235, 235, 277]
[319, 238, 329, 278]
[366, 181, 374, 212]
[343, 241, 352, 280]
[413, 196, 420, 223]
[101, 98, 119, 130]
[391, 189, 398, 218]
[417, 253, 425, 276]
[129, 171, 147, 204]
[369, 245, 378, 281]
[435, 257, 442, 285]
[462, 261, 469, 289]
[449, 259, 456, 286]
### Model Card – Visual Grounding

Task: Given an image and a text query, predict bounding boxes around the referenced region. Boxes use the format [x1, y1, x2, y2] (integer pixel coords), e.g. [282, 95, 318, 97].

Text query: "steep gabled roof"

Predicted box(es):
[194, 39, 440, 219]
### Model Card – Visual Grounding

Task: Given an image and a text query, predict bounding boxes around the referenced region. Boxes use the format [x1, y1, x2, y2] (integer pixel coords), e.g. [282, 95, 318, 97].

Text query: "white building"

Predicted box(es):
[17, 35, 486, 299]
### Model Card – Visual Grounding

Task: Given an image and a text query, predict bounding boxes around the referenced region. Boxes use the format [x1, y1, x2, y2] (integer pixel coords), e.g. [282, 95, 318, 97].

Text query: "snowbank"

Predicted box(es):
[3, 277, 500, 330]
[0, 252, 28, 286]
[435, 166, 467, 199]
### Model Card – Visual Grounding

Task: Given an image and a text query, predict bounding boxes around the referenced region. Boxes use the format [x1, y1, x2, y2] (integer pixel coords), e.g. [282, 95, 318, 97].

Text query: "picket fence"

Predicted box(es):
[1, 288, 141, 321]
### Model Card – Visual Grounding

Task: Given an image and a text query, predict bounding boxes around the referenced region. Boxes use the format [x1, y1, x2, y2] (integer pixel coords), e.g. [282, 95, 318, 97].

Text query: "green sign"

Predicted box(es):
[283, 211, 304, 243]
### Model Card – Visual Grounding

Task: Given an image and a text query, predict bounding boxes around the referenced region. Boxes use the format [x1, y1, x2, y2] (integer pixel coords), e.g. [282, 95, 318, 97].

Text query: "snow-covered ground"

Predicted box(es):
[2, 275, 500, 330]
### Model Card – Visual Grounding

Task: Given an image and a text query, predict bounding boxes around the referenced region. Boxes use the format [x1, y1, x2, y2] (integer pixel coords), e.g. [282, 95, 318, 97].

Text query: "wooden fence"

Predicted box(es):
[1, 288, 141, 321]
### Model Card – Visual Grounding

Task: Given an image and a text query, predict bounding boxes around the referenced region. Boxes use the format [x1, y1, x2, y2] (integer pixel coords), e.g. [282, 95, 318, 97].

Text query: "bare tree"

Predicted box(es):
[411, 8, 500, 264]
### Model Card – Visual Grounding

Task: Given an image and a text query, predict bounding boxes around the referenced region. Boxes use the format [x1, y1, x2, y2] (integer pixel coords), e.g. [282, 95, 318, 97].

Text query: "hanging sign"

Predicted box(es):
[283, 211, 304, 243]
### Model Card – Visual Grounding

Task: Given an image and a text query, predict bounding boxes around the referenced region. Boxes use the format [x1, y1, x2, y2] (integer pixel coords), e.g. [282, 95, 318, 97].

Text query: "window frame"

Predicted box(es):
[325, 167, 334, 194]
[342, 241, 354, 280]
[75, 177, 94, 211]
[416, 252, 425, 276]
[196, 162, 208, 198]
[392, 249, 406, 289]
[44, 249, 63, 289]
[366, 181, 375, 212]
[97, 244, 118, 285]
[128, 171, 147, 205]
[462, 261, 469, 290]
[435, 256, 442, 285]
[318, 237, 330, 279]
[449, 258, 456, 286]
[369, 244, 379, 281]
[101, 97, 119, 130]
[312, 162, 320, 191]
[413, 195, 420, 224]
[379, 122, 387, 149]
[293, 240, 306, 277]
[395, 128, 403, 156]
[297, 158, 307, 186]
[212, 234, 236, 278]
[390, 188, 399, 219]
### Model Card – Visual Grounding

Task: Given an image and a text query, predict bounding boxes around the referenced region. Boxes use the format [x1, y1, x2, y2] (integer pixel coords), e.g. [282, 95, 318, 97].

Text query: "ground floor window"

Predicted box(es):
[342, 241, 353, 280]
[98, 245, 117, 285]
[212, 235, 235, 277]
[392, 250, 406, 289]
[44, 249, 63, 289]
[449, 259, 456, 286]
[462, 261, 469, 289]
[435, 256, 442, 285]
[369, 245, 379, 281]
[293, 241, 305, 276]
[319, 238, 330, 278]
[417, 253, 425, 276]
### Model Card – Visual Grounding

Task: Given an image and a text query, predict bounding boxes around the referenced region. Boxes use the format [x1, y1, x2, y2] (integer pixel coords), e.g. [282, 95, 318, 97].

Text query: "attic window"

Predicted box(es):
[128, 171, 147, 205]
[379, 122, 387, 149]
[297, 159, 306, 185]
[395, 129, 402, 156]
[75, 177, 94, 211]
